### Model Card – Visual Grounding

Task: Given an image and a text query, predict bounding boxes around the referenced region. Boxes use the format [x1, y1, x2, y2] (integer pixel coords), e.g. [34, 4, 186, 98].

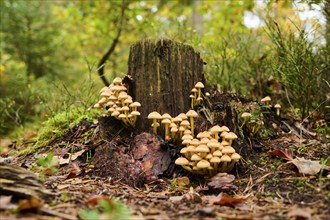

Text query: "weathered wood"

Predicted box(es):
[127, 39, 205, 132]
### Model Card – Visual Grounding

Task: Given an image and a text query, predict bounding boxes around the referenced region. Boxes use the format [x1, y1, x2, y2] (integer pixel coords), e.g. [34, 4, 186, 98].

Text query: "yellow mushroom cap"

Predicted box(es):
[261, 96, 271, 103]
[241, 112, 252, 119]
[184, 130, 192, 135]
[172, 116, 182, 123]
[182, 134, 193, 140]
[130, 102, 141, 108]
[190, 139, 200, 146]
[222, 146, 236, 154]
[118, 114, 126, 119]
[161, 118, 171, 125]
[225, 132, 238, 141]
[274, 104, 281, 109]
[162, 113, 172, 119]
[191, 88, 198, 93]
[200, 137, 210, 145]
[191, 154, 202, 161]
[210, 156, 221, 163]
[231, 153, 241, 161]
[175, 157, 189, 166]
[178, 113, 188, 120]
[111, 110, 120, 117]
[180, 120, 190, 127]
[195, 82, 205, 89]
[194, 145, 210, 153]
[112, 77, 122, 84]
[210, 125, 222, 133]
[213, 150, 223, 157]
[148, 111, 162, 120]
[220, 154, 231, 162]
[186, 145, 196, 152]
[207, 141, 221, 149]
[131, 111, 140, 116]
[197, 160, 210, 169]
[180, 147, 188, 154]
[170, 127, 178, 133]
[186, 110, 198, 118]
[121, 106, 130, 111]
[206, 153, 213, 160]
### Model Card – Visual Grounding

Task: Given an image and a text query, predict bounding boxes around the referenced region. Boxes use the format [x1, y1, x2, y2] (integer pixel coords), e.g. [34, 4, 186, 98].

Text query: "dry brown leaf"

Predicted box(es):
[207, 173, 237, 191]
[287, 208, 312, 220]
[175, 176, 190, 186]
[211, 193, 246, 207]
[289, 157, 323, 176]
[18, 196, 43, 211]
[267, 149, 293, 160]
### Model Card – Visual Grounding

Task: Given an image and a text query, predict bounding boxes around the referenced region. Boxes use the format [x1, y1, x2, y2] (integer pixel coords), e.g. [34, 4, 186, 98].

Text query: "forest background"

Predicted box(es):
[0, 0, 329, 140]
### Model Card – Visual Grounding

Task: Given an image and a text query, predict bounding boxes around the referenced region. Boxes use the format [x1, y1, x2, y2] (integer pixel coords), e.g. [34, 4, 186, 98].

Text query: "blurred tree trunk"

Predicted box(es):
[127, 39, 205, 132]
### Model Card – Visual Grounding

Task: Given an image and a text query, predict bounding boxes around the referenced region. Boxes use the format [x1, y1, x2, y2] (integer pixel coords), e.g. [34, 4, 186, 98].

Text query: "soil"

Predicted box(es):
[1, 93, 329, 220]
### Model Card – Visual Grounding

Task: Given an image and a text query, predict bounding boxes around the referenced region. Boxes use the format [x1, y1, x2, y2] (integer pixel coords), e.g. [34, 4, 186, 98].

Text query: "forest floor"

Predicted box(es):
[0, 111, 329, 220]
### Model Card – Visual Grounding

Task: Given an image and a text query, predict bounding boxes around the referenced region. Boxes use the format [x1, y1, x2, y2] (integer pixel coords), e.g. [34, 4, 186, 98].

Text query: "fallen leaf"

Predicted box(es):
[287, 208, 312, 220]
[65, 162, 84, 180]
[85, 195, 113, 206]
[175, 176, 190, 186]
[289, 157, 323, 176]
[18, 196, 43, 211]
[169, 188, 202, 203]
[211, 193, 246, 208]
[71, 149, 86, 161]
[207, 173, 237, 191]
[267, 149, 293, 160]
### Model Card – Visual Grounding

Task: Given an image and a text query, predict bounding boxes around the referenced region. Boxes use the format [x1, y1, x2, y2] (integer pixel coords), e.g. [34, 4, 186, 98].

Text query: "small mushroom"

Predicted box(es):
[224, 132, 238, 146]
[175, 157, 192, 172]
[148, 111, 162, 134]
[227, 153, 241, 172]
[186, 110, 198, 136]
[219, 154, 231, 172]
[209, 125, 222, 141]
[195, 82, 204, 101]
[241, 112, 252, 128]
[196, 160, 211, 175]
[274, 103, 281, 116]
[161, 118, 172, 140]
[261, 96, 271, 107]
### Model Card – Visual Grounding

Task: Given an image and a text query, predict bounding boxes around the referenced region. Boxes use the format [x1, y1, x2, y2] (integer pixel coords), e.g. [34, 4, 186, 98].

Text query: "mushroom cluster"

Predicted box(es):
[147, 110, 198, 141]
[190, 82, 204, 108]
[93, 77, 141, 126]
[175, 125, 241, 176]
[260, 96, 281, 116]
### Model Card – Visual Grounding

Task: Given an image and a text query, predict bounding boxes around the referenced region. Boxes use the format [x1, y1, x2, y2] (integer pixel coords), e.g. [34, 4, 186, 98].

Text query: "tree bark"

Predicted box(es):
[127, 39, 205, 132]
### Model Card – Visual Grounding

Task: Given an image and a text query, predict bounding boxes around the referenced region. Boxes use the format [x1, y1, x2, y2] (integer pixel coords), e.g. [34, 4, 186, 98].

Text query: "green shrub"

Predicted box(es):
[266, 21, 329, 118]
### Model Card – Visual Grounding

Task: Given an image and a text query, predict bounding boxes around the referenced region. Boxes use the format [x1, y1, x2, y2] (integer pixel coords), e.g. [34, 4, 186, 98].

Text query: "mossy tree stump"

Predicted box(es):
[127, 39, 205, 132]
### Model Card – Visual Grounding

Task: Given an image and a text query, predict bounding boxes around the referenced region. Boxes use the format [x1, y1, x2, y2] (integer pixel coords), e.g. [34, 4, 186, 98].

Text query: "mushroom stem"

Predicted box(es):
[152, 120, 158, 134]
[190, 117, 195, 137]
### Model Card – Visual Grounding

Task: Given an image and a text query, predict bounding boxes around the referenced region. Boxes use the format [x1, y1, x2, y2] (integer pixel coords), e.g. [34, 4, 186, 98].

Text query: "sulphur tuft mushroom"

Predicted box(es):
[195, 82, 204, 102]
[261, 96, 271, 107]
[240, 112, 252, 128]
[148, 111, 162, 134]
[274, 103, 281, 116]
[186, 110, 198, 136]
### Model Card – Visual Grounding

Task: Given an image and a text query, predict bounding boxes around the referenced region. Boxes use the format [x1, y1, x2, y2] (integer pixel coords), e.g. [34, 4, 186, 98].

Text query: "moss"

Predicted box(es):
[11, 107, 99, 156]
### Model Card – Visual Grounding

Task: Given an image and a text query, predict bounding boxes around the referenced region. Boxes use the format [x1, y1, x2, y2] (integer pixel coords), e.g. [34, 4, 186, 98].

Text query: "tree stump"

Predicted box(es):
[127, 39, 205, 132]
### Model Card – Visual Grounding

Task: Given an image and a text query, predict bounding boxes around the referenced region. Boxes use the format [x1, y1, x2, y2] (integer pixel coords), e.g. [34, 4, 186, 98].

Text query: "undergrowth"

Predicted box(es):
[12, 107, 99, 156]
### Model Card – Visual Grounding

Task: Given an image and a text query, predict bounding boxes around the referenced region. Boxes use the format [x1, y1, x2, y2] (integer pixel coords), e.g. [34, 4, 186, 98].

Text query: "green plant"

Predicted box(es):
[12, 107, 99, 156]
[266, 20, 329, 119]
[79, 198, 132, 220]
[34, 153, 59, 181]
